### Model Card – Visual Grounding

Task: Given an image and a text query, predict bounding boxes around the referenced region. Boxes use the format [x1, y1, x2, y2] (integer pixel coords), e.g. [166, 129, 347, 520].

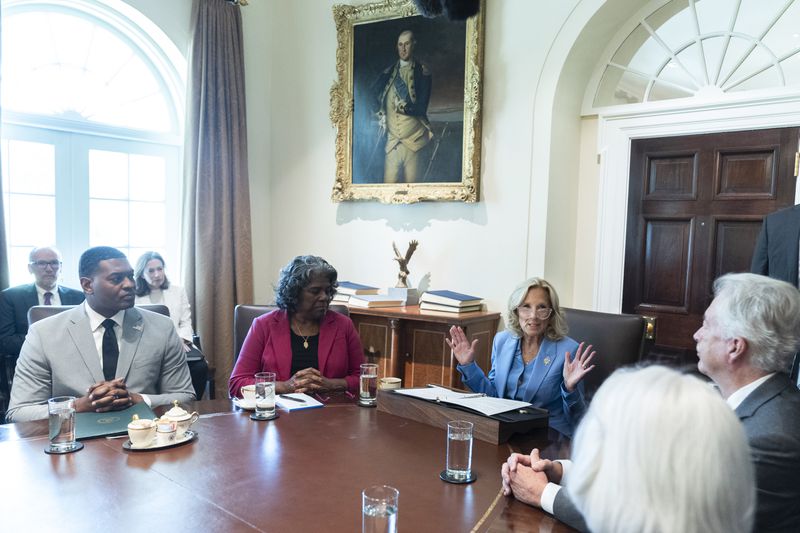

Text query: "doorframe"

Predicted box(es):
[594, 94, 800, 313]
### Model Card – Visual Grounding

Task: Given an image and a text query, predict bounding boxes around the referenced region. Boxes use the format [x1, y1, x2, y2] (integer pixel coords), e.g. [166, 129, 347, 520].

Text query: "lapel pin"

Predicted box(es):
[133, 324, 143, 331]
[543, 356, 551, 366]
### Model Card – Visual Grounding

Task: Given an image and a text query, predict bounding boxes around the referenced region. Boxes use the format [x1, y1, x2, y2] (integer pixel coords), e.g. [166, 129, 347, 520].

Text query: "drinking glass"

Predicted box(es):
[48, 396, 79, 453]
[359, 363, 378, 407]
[362, 485, 398, 533]
[446, 420, 473, 481]
[254, 372, 276, 418]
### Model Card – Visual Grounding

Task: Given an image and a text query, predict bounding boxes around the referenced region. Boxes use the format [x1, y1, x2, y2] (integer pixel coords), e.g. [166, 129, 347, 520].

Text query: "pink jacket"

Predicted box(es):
[228, 309, 364, 397]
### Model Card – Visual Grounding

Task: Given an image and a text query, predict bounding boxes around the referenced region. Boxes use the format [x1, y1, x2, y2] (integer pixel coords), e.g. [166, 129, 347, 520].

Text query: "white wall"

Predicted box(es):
[120, 0, 629, 317]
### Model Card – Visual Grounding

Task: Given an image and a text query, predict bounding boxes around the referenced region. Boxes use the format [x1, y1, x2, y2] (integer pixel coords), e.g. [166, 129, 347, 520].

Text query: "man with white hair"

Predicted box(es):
[502, 273, 800, 533]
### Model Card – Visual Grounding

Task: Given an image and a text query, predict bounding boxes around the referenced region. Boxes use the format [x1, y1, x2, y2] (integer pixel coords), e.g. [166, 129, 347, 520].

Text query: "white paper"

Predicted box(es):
[275, 393, 323, 411]
[393, 386, 531, 416]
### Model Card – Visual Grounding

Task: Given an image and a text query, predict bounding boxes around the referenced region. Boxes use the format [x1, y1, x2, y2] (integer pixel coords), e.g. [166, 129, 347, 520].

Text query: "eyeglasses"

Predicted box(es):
[29, 260, 61, 269]
[517, 306, 553, 320]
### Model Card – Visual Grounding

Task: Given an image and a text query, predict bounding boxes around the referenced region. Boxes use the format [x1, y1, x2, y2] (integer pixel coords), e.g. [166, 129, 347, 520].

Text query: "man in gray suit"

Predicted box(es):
[6, 246, 194, 422]
[502, 273, 800, 533]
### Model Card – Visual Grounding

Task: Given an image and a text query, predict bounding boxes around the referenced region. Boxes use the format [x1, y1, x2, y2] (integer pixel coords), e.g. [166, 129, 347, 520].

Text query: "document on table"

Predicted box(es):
[275, 393, 323, 411]
[393, 386, 531, 417]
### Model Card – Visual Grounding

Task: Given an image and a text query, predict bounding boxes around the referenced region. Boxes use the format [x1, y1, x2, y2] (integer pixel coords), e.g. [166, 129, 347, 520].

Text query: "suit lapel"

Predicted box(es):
[494, 337, 518, 398]
[271, 311, 293, 379]
[65, 306, 105, 383]
[735, 374, 787, 420]
[317, 312, 335, 374]
[24, 284, 39, 308]
[523, 338, 560, 399]
[116, 308, 143, 381]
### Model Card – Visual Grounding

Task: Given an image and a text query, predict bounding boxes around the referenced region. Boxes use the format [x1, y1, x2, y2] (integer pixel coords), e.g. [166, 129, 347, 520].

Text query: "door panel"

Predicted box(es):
[624, 127, 798, 366]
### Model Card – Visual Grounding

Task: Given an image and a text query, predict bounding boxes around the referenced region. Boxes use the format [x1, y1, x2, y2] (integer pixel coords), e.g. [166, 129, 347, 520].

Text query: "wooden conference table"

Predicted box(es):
[0, 397, 575, 532]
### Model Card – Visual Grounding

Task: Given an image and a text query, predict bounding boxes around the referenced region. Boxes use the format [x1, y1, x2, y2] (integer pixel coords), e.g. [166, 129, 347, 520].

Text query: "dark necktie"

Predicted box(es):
[102, 319, 119, 381]
[43, 292, 52, 305]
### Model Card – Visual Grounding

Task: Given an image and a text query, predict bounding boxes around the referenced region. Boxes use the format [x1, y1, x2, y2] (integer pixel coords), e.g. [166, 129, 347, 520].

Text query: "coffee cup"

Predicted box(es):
[379, 377, 402, 390]
[241, 384, 256, 401]
[127, 418, 156, 448]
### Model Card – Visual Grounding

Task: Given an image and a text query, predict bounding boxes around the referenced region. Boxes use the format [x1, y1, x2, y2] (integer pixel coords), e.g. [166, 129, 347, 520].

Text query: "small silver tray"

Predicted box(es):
[122, 430, 197, 451]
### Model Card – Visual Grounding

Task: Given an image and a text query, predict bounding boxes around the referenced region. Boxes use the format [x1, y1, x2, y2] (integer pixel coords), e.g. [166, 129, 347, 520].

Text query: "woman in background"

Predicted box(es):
[228, 255, 363, 398]
[447, 278, 594, 437]
[134, 251, 208, 399]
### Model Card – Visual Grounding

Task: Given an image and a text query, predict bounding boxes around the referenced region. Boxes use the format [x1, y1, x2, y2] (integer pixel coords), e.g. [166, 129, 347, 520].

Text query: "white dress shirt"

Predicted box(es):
[35, 284, 62, 305]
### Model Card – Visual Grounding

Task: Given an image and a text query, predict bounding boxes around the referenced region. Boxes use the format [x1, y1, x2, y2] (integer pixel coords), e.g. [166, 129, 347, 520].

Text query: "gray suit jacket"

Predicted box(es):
[553, 373, 800, 533]
[735, 373, 800, 532]
[6, 305, 194, 422]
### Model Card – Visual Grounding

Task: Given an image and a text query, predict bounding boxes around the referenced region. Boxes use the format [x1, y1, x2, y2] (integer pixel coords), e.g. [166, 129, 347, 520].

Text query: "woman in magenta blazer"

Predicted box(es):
[229, 256, 364, 397]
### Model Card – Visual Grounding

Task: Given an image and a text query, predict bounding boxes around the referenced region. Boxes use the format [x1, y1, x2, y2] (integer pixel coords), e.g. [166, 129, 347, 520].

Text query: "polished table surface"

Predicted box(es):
[0, 398, 575, 532]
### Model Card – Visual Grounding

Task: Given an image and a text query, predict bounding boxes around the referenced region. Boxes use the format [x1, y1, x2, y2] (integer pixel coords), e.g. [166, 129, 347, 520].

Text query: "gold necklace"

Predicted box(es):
[293, 323, 313, 349]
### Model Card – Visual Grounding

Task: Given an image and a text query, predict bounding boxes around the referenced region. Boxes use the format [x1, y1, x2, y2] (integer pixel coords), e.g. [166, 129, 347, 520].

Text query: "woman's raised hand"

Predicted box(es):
[562, 342, 597, 392]
[446, 325, 478, 366]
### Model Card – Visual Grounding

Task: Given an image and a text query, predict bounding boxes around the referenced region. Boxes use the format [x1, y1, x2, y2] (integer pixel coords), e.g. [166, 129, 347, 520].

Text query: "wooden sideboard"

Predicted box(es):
[347, 305, 501, 389]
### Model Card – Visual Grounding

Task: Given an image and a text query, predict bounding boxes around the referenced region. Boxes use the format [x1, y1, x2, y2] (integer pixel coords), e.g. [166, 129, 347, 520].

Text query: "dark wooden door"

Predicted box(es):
[623, 127, 798, 366]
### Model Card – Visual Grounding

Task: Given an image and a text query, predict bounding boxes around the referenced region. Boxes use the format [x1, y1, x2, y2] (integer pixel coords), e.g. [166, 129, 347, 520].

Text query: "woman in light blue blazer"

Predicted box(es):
[448, 278, 596, 437]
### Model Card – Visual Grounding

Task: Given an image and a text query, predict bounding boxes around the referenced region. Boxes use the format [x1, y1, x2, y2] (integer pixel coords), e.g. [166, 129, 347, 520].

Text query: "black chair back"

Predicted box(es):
[562, 307, 648, 400]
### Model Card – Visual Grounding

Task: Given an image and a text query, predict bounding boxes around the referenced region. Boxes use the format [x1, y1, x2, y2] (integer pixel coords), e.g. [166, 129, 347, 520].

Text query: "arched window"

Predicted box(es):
[1, 0, 185, 285]
[591, 0, 800, 108]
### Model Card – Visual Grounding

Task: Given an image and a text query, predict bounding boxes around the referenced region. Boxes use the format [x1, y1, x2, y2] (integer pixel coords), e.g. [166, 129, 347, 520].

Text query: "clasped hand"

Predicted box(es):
[501, 448, 563, 507]
[76, 378, 138, 413]
[280, 368, 331, 394]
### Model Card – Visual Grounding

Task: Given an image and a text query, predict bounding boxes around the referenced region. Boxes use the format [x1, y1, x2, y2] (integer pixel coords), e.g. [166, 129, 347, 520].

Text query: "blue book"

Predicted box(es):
[337, 281, 380, 295]
[420, 290, 483, 307]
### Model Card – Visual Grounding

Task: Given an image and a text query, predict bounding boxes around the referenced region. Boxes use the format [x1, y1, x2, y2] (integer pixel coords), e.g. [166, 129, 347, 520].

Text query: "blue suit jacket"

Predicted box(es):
[458, 330, 586, 437]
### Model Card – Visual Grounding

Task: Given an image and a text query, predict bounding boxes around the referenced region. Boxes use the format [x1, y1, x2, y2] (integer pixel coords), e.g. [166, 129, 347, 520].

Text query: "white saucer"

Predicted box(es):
[123, 430, 197, 451]
[233, 397, 256, 410]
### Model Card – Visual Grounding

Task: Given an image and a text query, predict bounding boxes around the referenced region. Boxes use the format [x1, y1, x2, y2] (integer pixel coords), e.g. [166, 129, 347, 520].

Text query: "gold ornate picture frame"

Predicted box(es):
[330, 0, 485, 203]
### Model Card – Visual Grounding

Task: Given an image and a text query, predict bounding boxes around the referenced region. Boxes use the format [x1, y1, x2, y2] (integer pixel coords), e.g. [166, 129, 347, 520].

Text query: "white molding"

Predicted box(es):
[594, 94, 800, 312]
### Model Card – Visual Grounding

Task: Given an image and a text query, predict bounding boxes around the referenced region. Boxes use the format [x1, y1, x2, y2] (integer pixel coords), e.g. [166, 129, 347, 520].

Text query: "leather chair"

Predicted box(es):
[233, 304, 350, 363]
[562, 307, 649, 400]
[26, 304, 213, 400]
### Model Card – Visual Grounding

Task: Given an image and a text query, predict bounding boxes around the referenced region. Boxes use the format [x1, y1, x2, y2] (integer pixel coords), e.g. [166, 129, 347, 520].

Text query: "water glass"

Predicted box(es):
[48, 396, 78, 453]
[362, 485, 398, 533]
[254, 372, 276, 418]
[446, 420, 473, 481]
[359, 363, 379, 406]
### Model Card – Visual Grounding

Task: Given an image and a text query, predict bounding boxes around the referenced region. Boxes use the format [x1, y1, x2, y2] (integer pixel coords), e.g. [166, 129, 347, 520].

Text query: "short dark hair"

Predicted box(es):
[134, 251, 171, 296]
[274, 255, 338, 313]
[79, 246, 127, 278]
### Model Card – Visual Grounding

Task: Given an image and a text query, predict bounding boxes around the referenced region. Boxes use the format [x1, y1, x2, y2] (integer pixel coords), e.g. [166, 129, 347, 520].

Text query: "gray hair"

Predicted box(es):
[274, 255, 338, 313]
[569, 365, 755, 533]
[712, 273, 800, 373]
[505, 277, 567, 340]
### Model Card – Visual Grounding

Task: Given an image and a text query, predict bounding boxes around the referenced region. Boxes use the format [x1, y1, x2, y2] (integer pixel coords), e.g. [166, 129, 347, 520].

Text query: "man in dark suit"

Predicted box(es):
[502, 273, 800, 533]
[751, 204, 800, 385]
[6, 246, 194, 422]
[0, 247, 84, 356]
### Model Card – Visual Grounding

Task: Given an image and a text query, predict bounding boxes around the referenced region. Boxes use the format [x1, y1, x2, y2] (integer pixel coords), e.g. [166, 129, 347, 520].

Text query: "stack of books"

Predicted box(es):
[333, 281, 379, 303]
[419, 290, 483, 313]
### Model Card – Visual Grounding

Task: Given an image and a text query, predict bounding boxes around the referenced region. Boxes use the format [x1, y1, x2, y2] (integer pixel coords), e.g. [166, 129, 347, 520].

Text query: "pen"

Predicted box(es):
[279, 394, 305, 403]
[459, 393, 485, 399]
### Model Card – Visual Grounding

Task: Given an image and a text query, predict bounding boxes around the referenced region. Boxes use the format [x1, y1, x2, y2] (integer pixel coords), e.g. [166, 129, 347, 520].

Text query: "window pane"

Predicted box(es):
[8, 245, 34, 287]
[8, 193, 55, 245]
[129, 201, 165, 248]
[90, 150, 129, 200]
[129, 154, 166, 201]
[7, 140, 55, 194]
[90, 199, 129, 247]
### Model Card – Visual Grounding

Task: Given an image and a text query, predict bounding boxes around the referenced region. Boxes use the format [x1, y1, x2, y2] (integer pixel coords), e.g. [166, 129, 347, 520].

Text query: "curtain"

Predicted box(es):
[183, 0, 254, 398]
[0, 5, 8, 290]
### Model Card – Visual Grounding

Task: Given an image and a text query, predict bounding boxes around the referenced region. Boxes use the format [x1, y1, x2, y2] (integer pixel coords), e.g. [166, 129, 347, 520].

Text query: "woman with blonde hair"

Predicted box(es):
[447, 278, 594, 437]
